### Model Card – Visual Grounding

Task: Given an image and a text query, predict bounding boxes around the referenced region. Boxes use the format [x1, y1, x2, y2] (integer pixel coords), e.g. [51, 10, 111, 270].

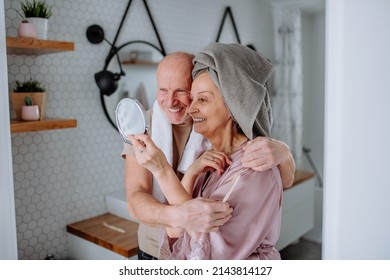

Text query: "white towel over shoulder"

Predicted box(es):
[151, 101, 211, 202]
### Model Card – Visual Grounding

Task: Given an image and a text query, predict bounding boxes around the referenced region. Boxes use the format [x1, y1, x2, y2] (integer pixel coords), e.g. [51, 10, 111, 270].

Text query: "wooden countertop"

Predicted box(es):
[291, 170, 315, 187]
[66, 213, 138, 258]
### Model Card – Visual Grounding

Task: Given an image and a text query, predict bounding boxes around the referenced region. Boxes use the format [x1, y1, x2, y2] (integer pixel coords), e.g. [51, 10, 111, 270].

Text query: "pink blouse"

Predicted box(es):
[159, 145, 283, 260]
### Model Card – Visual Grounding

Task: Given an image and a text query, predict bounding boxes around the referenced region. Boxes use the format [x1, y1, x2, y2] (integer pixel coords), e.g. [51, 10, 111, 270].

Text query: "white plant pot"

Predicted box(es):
[21, 105, 40, 121]
[26, 17, 48, 40]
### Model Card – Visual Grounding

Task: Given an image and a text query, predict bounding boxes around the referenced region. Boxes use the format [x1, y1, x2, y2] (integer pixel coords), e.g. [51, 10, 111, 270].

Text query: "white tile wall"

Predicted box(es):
[5, 0, 274, 259]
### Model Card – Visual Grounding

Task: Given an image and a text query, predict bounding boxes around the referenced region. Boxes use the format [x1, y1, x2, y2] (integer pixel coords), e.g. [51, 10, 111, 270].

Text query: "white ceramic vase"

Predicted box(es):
[26, 17, 48, 40]
[21, 105, 40, 121]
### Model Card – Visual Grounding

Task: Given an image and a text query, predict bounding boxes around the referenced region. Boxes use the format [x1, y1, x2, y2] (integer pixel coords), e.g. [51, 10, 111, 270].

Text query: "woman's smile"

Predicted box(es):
[192, 117, 206, 123]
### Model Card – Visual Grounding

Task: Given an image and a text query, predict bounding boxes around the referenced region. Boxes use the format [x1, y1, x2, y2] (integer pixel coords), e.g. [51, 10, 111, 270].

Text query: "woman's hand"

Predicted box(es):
[187, 149, 232, 177]
[128, 134, 170, 175]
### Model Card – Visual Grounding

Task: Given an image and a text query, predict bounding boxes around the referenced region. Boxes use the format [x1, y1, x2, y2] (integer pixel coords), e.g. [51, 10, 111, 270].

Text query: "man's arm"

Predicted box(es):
[241, 137, 295, 188]
[276, 150, 295, 188]
[125, 154, 172, 227]
[125, 154, 232, 231]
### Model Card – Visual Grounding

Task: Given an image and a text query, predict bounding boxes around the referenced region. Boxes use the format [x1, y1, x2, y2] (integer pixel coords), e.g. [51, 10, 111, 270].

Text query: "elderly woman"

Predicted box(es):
[129, 43, 282, 260]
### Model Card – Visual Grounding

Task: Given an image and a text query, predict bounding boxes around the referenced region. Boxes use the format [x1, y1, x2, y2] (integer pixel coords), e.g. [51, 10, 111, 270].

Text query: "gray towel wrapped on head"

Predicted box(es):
[192, 43, 275, 139]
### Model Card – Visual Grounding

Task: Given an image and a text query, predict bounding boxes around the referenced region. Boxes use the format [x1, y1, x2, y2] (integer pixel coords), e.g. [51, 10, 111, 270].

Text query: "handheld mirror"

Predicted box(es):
[115, 98, 149, 145]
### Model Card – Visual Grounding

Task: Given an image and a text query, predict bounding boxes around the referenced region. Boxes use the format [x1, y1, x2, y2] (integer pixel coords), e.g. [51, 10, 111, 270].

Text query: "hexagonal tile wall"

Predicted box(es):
[6, 0, 129, 260]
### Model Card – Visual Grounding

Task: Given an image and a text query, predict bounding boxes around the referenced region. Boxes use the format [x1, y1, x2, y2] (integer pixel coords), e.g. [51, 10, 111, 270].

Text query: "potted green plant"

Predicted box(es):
[17, 0, 53, 39]
[13, 78, 46, 92]
[11, 78, 47, 121]
[21, 96, 40, 121]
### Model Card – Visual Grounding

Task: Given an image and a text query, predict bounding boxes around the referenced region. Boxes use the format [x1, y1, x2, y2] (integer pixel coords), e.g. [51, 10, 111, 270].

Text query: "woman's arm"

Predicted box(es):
[129, 134, 192, 205]
[129, 134, 232, 203]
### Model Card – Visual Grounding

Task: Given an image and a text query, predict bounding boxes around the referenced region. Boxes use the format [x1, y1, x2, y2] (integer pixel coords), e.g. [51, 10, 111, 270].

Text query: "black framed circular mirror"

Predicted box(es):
[101, 41, 164, 129]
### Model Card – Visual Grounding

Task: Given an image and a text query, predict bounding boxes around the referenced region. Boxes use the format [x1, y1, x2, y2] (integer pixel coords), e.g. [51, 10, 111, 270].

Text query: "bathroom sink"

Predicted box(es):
[105, 190, 138, 223]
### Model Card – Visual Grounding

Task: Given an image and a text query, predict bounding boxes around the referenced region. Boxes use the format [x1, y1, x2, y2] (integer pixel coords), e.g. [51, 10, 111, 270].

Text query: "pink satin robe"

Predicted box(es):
[159, 145, 283, 260]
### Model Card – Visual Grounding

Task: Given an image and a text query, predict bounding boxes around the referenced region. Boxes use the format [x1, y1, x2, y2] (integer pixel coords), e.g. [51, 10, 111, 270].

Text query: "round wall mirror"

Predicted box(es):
[102, 41, 164, 129]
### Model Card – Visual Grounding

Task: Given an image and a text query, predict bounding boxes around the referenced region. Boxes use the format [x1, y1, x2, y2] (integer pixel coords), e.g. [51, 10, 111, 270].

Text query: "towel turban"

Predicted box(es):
[192, 43, 275, 139]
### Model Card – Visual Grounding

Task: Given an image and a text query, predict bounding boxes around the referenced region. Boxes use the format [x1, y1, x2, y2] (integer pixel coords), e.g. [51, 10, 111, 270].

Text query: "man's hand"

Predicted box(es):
[176, 197, 233, 233]
[241, 137, 290, 171]
[242, 137, 295, 188]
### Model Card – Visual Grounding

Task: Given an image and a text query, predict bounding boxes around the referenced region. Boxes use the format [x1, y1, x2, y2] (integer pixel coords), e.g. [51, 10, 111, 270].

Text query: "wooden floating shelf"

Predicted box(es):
[11, 118, 77, 133]
[6, 37, 75, 55]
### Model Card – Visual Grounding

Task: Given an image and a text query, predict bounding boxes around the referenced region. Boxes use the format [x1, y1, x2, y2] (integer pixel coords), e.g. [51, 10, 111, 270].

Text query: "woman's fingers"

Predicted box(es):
[204, 150, 232, 174]
[127, 134, 145, 153]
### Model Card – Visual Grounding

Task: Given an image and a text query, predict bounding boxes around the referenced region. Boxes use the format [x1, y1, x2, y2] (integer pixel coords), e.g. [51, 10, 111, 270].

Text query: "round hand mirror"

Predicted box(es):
[102, 41, 164, 129]
[115, 98, 149, 145]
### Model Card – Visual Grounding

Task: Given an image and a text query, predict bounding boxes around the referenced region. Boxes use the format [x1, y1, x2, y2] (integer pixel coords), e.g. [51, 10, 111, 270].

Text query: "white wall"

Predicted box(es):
[0, 0, 18, 259]
[323, 0, 390, 259]
[302, 12, 325, 180]
[301, 11, 325, 243]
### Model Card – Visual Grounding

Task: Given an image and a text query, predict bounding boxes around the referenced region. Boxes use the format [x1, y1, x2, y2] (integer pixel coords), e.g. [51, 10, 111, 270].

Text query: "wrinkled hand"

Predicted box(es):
[177, 197, 233, 233]
[128, 134, 169, 175]
[241, 137, 290, 171]
[187, 149, 232, 177]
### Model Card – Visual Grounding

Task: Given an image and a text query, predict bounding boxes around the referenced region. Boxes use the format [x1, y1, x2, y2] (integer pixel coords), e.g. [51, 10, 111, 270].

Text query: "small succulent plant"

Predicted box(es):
[18, 0, 53, 19]
[13, 78, 45, 92]
[24, 96, 33, 106]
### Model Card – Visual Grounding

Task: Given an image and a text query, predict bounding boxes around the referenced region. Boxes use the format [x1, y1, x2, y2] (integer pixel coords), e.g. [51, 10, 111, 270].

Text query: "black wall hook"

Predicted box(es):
[216, 7, 241, 44]
[215, 7, 256, 50]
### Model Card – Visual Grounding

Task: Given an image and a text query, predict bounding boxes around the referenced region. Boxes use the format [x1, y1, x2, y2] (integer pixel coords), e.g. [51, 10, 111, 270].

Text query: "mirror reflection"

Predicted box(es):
[103, 42, 164, 127]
